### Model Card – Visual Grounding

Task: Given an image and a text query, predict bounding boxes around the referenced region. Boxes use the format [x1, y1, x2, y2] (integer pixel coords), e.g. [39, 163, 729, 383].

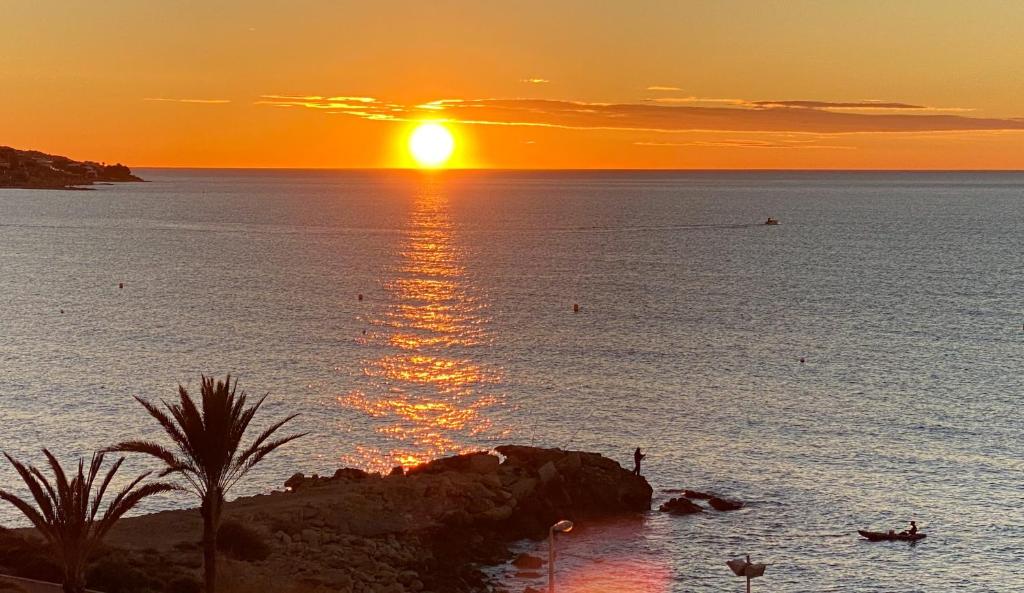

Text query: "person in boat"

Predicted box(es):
[897, 521, 918, 536]
[633, 447, 646, 476]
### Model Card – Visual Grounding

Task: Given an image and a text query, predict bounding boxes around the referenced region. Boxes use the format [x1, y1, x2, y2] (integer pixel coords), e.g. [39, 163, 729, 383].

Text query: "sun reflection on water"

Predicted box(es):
[340, 180, 507, 472]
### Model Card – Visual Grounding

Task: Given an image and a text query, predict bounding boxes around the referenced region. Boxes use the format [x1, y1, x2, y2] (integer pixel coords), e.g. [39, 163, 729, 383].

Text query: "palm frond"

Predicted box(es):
[228, 432, 308, 488]
[126, 375, 305, 500]
[3, 453, 56, 523]
[95, 481, 176, 541]
[232, 413, 300, 473]
[89, 456, 124, 523]
[42, 450, 71, 509]
[0, 489, 54, 540]
[134, 395, 192, 452]
[0, 450, 170, 563]
[105, 440, 182, 468]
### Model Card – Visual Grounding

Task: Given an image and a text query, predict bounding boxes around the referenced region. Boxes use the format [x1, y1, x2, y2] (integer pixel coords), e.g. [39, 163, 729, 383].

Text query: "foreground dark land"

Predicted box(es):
[0, 147, 142, 189]
[0, 446, 652, 593]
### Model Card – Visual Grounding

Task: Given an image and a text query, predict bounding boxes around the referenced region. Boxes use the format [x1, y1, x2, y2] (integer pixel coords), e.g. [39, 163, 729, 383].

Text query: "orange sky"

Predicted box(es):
[2, 1, 1023, 169]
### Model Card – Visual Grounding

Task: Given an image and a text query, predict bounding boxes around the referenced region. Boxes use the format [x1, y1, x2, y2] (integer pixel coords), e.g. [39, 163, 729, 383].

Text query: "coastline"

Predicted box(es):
[0, 146, 144, 190]
[1, 446, 652, 593]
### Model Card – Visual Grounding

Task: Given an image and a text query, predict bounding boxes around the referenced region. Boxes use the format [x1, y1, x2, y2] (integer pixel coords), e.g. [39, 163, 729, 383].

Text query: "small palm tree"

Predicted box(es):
[107, 375, 305, 593]
[0, 450, 173, 593]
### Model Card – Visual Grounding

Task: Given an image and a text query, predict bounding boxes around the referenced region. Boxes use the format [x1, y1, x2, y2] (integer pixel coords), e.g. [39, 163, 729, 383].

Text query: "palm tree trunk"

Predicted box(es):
[201, 492, 223, 593]
[62, 563, 85, 593]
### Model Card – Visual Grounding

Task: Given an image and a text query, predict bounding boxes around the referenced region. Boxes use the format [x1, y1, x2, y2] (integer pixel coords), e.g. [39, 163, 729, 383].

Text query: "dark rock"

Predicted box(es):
[659, 497, 704, 515]
[390, 466, 405, 476]
[335, 467, 370, 480]
[284, 473, 306, 490]
[407, 451, 499, 475]
[494, 445, 653, 539]
[512, 553, 544, 569]
[708, 497, 743, 511]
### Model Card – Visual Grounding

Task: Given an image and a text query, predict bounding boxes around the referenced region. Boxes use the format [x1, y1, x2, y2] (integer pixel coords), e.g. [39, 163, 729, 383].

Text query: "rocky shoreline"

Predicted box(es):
[0, 446, 652, 593]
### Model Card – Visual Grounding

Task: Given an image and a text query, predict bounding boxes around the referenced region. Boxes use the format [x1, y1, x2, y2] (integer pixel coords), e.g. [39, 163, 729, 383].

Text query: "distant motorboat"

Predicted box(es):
[764, 217, 779, 225]
[858, 529, 927, 542]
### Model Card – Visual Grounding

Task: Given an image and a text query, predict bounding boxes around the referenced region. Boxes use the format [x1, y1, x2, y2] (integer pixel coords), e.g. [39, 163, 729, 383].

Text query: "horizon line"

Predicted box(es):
[131, 166, 1024, 173]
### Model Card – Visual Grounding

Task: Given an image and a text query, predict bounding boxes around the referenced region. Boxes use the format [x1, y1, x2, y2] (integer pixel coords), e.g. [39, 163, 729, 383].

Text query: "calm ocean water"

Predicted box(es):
[1, 170, 1021, 592]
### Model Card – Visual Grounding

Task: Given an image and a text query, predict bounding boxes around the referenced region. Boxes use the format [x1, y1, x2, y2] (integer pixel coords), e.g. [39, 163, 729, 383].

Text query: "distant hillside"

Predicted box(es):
[0, 146, 143, 189]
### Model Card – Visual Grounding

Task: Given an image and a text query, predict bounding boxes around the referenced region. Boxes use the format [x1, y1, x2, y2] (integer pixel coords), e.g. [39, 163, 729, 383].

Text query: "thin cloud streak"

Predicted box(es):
[634, 140, 855, 150]
[255, 95, 1024, 135]
[650, 97, 971, 112]
[521, 78, 550, 84]
[749, 99, 973, 112]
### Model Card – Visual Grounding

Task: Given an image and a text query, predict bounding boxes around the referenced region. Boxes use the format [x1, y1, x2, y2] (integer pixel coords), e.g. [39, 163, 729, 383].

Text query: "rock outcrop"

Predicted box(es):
[707, 496, 743, 511]
[659, 489, 744, 515]
[659, 497, 704, 515]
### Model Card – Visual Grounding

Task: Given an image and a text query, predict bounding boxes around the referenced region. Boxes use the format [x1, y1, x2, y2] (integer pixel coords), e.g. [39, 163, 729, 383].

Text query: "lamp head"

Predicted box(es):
[551, 520, 574, 533]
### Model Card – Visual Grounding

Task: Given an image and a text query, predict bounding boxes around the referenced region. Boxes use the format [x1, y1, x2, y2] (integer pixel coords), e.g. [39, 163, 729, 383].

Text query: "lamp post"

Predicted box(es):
[548, 519, 574, 593]
[726, 554, 767, 593]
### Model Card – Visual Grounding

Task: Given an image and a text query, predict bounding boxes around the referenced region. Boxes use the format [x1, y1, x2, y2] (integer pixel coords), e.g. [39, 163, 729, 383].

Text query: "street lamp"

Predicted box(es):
[548, 519, 574, 593]
[726, 555, 767, 593]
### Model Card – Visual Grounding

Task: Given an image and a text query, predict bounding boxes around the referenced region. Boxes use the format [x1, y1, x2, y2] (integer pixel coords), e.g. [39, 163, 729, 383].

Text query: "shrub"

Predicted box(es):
[0, 530, 59, 581]
[86, 555, 161, 593]
[217, 520, 271, 562]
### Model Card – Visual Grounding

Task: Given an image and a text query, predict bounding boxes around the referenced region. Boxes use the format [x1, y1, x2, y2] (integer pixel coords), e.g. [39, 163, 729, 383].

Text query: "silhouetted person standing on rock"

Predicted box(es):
[633, 447, 645, 476]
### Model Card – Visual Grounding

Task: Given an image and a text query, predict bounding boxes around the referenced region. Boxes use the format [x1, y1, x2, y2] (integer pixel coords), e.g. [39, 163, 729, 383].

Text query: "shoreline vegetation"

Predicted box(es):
[0, 377, 653, 593]
[0, 147, 143, 189]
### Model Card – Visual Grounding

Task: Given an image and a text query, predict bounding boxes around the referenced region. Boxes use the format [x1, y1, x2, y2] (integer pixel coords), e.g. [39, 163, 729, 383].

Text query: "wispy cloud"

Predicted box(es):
[748, 99, 972, 112]
[648, 96, 747, 106]
[648, 97, 970, 112]
[256, 94, 1024, 135]
[646, 86, 683, 91]
[144, 97, 231, 104]
[521, 78, 550, 84]
[635, 139, 854, 150]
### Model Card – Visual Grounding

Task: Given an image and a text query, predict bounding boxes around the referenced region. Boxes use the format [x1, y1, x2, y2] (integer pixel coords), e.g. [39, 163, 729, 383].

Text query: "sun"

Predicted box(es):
[408, 122, 455, 168]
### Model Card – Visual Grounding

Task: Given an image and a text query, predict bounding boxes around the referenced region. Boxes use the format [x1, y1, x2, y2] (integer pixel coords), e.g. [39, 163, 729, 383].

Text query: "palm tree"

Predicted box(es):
[107, 375, 305, 593]
[0, 450, 173, 593]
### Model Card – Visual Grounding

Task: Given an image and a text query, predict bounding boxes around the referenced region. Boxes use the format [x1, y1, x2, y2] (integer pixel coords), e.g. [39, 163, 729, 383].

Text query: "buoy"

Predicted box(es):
[118, 282, 123, 289]
[358, 293, 363, 301]
[800, 357, 805, 364]
[573, 303, 580, 313]
[60, 309, 64, 314]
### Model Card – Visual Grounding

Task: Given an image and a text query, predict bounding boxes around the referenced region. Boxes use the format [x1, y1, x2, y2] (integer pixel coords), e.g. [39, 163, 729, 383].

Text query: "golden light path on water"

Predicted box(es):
[339, 178, 508, 472]
[335, 178, 670, 593]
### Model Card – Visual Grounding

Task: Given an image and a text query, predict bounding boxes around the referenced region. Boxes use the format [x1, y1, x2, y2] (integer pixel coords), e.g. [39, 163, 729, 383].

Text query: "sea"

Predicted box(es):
[0, 170, 1021, 592]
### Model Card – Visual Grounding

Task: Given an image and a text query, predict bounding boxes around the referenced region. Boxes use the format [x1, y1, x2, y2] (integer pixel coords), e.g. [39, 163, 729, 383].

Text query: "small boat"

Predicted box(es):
[858, 530, 926, 542]
[764, 217, 779, 225]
